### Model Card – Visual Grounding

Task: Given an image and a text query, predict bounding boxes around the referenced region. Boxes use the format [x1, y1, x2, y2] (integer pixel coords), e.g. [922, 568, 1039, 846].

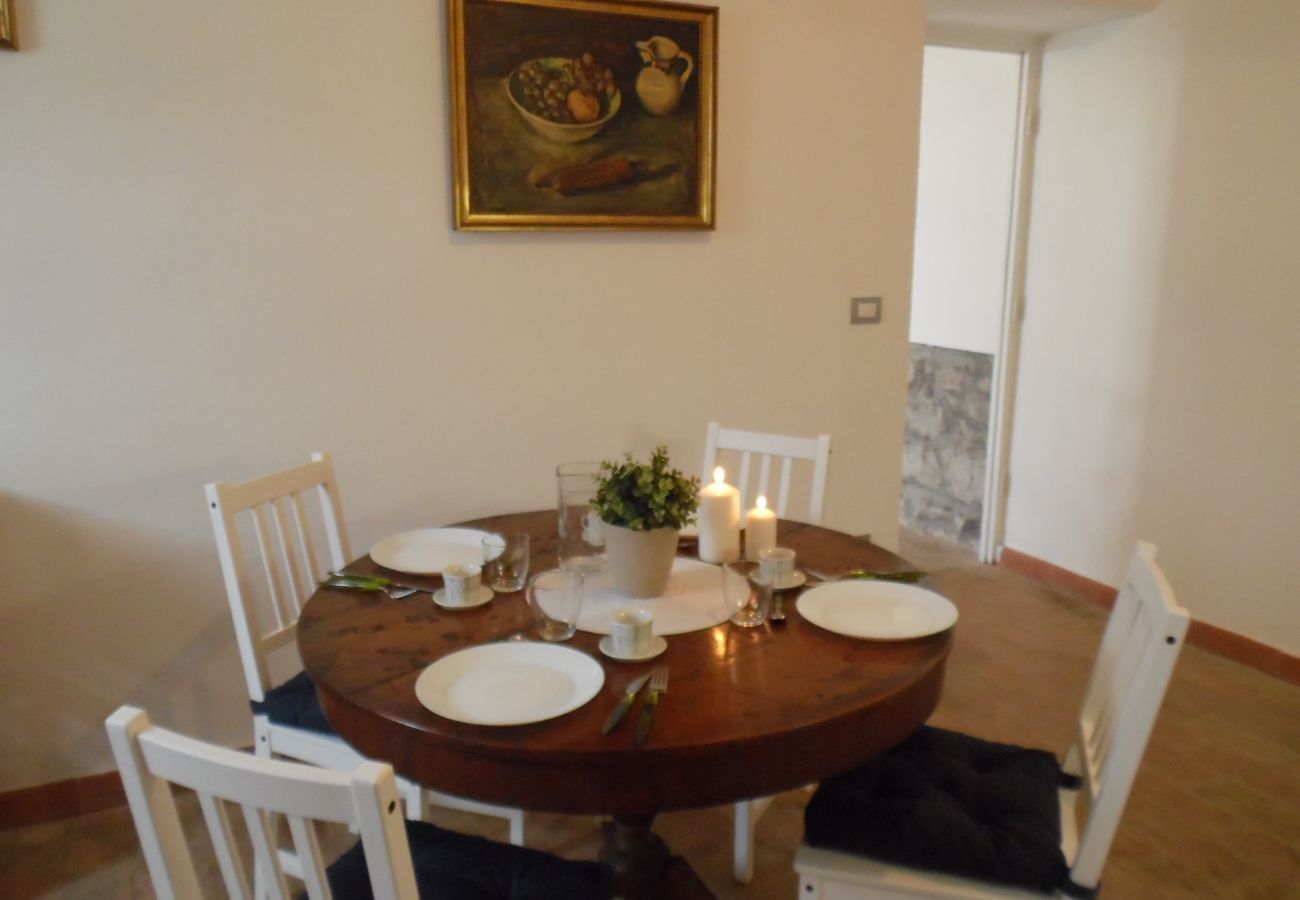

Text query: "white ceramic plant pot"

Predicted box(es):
[601, 521, 678, 599]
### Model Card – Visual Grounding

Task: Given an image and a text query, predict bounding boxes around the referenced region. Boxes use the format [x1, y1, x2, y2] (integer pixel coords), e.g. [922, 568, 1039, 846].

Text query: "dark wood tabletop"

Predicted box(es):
[298, 510, 952, 898]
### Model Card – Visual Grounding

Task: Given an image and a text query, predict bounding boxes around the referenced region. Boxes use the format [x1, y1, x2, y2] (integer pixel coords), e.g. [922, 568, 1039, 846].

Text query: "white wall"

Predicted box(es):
[928, 0, 1159, 36]
[1006, 0, 1300, 655]
[910, 45, 1021, 355]
[0, 1, 926, 789]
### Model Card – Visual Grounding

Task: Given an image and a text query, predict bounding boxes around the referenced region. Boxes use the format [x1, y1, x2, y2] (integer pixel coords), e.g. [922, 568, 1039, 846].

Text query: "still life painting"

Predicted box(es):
[448, 0, 717, 230]
[1, 0, 16, 50]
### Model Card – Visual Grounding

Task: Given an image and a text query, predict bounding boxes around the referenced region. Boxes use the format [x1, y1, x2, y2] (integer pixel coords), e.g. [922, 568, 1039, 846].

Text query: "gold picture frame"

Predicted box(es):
[1, 0, 16, 51]
[448, 0, 717, 230]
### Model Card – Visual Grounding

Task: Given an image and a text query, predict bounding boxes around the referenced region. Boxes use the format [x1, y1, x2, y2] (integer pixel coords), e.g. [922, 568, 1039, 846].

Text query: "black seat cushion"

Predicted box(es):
[322, 819, 615, 900]
[250, 670, 334, 734]
[804, 725, 1068, 893]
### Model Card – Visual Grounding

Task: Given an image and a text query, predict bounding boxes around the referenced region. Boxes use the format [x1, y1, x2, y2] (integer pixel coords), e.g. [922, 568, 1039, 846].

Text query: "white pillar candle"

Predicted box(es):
[697, 466, 741, 564]
[744, 495, 777, 561]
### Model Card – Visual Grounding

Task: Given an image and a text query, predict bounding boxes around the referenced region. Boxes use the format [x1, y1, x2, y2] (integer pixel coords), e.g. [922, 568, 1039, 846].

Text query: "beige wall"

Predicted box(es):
[1006, 0, 1300, 654]
[0, 1, 926, 790]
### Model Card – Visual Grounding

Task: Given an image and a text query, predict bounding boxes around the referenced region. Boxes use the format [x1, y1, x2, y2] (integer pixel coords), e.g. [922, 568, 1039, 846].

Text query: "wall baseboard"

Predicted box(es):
[999, 547, 1300, 687]
[0, 769, 125, 831]
[0, 742, 253, 832]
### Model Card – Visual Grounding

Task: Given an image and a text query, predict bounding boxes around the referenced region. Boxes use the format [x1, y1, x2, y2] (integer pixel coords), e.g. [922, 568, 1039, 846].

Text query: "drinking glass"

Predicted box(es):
[721, 560, 772, 628]
[482, 532, 530, 592]
[555, 462, 607, 578]
[556, 461, 602, 504]
[527, 569, 584, 641]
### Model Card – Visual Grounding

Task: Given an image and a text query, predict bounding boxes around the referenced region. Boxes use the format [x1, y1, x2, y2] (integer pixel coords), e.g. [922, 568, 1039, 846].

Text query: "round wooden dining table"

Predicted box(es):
[298, 511, 953, 900]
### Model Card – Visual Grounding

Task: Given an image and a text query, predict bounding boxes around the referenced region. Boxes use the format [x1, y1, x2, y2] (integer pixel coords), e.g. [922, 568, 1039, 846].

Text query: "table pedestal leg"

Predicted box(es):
[600, 816, 715, 900]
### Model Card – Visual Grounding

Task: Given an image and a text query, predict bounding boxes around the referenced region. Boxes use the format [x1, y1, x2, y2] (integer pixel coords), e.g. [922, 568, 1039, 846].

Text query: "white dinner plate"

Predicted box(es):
[369, 528, 491, 575]
[796, 580, 958, 640]
[414, 643, 604, 726]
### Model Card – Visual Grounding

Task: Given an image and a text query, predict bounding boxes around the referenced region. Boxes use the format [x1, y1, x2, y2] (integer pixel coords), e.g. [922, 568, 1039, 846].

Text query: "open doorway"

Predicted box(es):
[902, 40, 1040, 562]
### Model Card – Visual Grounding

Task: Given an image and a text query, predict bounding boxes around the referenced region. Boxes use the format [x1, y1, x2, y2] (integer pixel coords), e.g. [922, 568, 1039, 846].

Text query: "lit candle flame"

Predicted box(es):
[712, 466, 726, 485]
[756, 495, 768, 511]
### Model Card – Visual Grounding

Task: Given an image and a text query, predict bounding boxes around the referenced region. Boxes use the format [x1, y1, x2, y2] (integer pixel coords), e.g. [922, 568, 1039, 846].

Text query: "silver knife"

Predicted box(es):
[601, 672, 652, 735]
[328, 572, 430, 591]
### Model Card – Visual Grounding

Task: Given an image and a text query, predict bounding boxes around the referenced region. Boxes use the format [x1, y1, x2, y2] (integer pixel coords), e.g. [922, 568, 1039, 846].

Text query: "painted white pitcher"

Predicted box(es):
[635, 36, 694, 116]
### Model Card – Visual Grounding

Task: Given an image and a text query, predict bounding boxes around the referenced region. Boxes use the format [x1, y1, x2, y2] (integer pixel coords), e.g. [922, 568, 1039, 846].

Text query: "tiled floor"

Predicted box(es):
[3, 530, 1297, 899]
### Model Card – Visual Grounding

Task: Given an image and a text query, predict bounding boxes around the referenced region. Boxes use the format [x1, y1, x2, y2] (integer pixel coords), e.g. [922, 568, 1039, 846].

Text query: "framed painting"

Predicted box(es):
[1, 0, 16, 51]
[448, 0, 717, 230]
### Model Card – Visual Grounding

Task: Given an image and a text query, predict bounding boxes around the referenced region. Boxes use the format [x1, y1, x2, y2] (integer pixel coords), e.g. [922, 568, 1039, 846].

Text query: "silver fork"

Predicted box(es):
[324, 574, 417, 600]
[355, 583, 417, 600]
[327, 572, 418, 600]
[634, 666, 669, 747]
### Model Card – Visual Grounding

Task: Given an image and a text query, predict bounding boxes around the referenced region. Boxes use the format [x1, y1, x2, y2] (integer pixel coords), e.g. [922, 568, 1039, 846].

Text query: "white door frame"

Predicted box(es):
[924, 25, 1044, 563]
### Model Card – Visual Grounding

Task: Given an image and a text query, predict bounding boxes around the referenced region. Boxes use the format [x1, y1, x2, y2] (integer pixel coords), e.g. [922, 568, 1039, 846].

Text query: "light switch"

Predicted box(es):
[851, 297, 882, 324]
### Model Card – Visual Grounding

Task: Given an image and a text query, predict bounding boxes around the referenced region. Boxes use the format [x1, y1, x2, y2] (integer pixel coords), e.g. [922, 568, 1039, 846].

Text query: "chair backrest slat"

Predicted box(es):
[736, 452, 753, 513]
[244, 804, 293, 900]
[289, 493, 323, 609]
[252, 502, 292, 634]
[777, 457, 794, 517]
[270, 494, 313, 619]
[206, 453, 351, 703]
[702, 422, 833, 525]
[197, 791, 252, 900]
[755, 454, 773, 512]
[1066, 542, 1188, 891]
[288, 814, 334, 900]
[106, 706, 420, 900]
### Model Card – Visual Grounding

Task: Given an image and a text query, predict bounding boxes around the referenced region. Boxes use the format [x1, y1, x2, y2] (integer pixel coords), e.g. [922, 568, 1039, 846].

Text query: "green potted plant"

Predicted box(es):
[593, 445, 700, 598]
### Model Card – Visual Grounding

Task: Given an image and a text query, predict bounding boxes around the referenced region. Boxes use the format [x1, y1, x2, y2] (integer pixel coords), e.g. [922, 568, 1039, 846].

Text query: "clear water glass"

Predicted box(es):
[482, 532, 530, 592]
[721, 560, 772, 627]
[527, 568, 584, 641]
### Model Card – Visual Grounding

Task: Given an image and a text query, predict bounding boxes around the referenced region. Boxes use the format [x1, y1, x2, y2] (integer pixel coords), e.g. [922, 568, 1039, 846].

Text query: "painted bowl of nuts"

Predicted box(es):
[507, 55, 622, 143]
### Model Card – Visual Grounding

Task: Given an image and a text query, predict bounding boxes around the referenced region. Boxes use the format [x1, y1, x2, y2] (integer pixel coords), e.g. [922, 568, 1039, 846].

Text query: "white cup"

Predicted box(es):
[759, 547, 796, 589]
[442, 563, 482, 607]
[611, 607, 654, 658]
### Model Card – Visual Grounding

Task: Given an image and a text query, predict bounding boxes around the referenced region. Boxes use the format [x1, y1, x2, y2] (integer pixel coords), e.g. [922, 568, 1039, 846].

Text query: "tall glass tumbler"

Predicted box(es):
[527, 569, 584, 641]
[555, 462, 607, 578]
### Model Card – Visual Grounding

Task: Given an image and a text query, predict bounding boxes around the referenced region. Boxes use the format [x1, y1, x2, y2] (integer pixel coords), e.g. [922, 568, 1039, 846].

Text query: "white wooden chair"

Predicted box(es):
[702, 422, 833, 884]
[105, 707, 612, 900]
[205, 452, 525, 845]
[702, 421, 832, 525]
[795, 541, 1189, 898]
[107, 705, 421, 899]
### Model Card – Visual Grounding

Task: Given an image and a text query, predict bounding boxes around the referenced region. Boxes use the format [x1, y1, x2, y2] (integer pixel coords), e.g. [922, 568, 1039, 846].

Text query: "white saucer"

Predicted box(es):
[752, 570, 807, 591]
[433, 585, 494, 610]
[598, 635, 668, 662]
[774, 570, 807, 591]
